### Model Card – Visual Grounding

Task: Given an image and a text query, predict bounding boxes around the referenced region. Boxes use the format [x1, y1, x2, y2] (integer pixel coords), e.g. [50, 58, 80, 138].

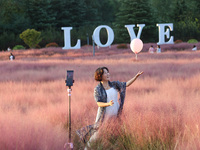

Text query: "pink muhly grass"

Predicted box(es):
[1, 42, 200, 60]
[0, 50, 200, 149]
[0, 110, 66, 150]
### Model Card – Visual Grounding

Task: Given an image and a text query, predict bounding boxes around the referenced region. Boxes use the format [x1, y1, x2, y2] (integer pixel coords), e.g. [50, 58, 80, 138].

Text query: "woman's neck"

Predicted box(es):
[101, 80, 108, 85]
[101, 81, 109, 89]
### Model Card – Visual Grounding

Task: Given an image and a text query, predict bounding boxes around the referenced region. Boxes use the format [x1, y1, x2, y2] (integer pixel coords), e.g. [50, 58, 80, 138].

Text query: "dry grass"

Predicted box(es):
[0, 48, 200, 149]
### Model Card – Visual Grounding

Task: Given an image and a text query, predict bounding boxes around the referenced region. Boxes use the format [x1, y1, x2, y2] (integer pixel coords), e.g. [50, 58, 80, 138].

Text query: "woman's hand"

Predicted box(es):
[136, 71, 144, 77]
[126, 71, 144, 87]
[108, 100, 114, 106]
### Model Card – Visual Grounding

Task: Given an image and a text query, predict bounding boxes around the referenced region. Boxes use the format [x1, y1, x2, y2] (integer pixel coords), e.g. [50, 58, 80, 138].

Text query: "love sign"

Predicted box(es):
[62, 23, 174, 50]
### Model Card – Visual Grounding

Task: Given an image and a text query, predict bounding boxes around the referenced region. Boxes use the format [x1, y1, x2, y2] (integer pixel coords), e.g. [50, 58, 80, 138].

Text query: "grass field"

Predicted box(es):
[0, 45, 200, 150]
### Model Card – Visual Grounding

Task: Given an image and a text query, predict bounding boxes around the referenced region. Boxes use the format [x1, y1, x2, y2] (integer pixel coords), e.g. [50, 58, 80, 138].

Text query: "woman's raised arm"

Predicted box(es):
[126, 71, 143, 87]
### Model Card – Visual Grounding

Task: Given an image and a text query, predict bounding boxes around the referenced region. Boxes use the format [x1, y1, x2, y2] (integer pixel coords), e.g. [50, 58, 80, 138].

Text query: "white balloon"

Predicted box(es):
[130, 38, 143, 54]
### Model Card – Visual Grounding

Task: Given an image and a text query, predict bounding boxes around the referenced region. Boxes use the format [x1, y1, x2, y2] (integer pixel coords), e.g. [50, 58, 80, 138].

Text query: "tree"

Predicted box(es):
[68, 0, 87, 27]
[83, 0, 101, 26]
[19, 29, 42, 48]
[114, 0, 156, 43]
[191, 0, 200, 20]
[174, 18, 200, 41]
[51, 0, 90, 28]
[170, 0, 200, 41]
[172, 0, 188, 22]
[50, 0, 71, 28]
[0, 0, 30, 34]
[149, 0, 174, 22]
[25, 0, 56, 30]
[93, 0, 116, 24]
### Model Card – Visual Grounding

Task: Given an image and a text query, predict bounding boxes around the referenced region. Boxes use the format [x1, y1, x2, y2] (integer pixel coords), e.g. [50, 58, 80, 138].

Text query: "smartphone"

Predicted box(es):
[66, 70, 74, 87]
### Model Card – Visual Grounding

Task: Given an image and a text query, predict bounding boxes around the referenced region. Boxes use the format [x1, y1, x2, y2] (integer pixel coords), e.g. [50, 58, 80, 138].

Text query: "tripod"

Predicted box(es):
[64, 70, 74, 150]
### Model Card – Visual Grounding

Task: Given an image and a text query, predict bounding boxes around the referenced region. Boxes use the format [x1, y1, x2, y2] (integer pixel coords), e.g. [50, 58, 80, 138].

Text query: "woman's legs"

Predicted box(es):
[84, 131, 98, 149]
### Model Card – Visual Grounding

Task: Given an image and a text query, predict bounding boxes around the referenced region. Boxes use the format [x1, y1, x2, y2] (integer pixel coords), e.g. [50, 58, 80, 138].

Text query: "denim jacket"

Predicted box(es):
[76, 81, 126, 143]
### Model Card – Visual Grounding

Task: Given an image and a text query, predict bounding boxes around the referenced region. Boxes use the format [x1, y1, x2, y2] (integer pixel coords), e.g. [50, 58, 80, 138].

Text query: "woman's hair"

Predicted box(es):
[94, 67, 109, 81]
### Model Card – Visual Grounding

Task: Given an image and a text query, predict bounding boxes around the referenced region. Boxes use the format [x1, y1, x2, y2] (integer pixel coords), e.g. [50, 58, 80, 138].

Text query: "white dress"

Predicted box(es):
[105, 88, 119, 119]
[85, 88, 119, 149]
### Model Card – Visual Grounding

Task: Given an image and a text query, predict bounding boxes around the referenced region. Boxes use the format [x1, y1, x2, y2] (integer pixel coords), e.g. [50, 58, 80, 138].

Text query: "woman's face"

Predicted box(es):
[102, 69, 110, 81]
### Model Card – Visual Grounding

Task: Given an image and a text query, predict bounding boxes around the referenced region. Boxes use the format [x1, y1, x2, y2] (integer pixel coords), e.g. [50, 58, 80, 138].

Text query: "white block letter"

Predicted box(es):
[125, 24, 145, 41]
[93, 25, 114, 47]
[157, 23, 174, 45]
[61, 27, 81, 49]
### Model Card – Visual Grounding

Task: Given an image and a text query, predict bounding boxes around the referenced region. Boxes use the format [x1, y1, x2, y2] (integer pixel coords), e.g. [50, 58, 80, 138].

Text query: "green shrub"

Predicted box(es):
[45, 42, 59, 48]
[174, 40, 183, 44]
[13, 45, 25, 50]
[117, 44, 128, 49]
[19, 29, 42, 48]
[187, 39, 198, 43]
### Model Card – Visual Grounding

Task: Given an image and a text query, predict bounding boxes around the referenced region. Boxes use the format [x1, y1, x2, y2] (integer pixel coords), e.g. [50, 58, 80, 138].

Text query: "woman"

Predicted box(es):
[9, 53, 15, 60]
[149, 45, 154, 53]
[192, 45, 197, 51]
[76, 67, 143, 148]
[156, 45, 161, 53]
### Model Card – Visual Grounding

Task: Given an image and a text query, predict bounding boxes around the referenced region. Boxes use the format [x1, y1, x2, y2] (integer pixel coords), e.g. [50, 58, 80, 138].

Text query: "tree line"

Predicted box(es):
[0, 0, 200, 50]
